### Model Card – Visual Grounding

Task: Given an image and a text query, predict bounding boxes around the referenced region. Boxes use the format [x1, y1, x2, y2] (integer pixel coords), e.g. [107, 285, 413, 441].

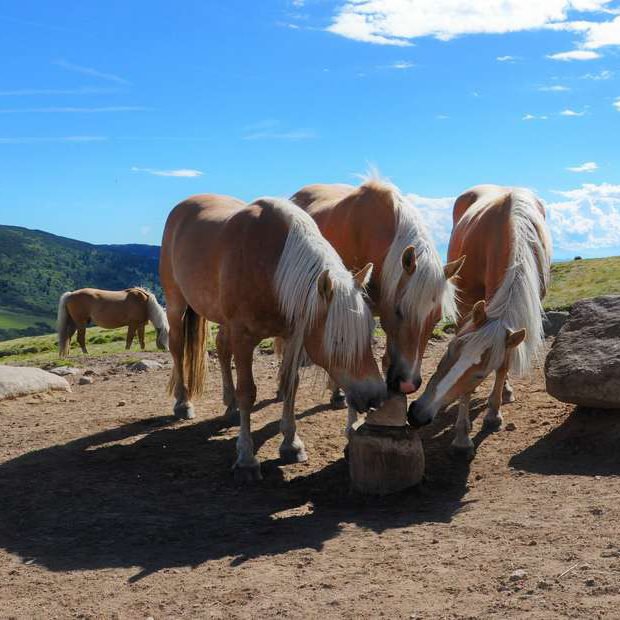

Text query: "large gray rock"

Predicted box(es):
[127, 359, 162, 373]
[545, 296, 620, 408]
[0, 366, 71, 400]
[544, 311, 569, 337]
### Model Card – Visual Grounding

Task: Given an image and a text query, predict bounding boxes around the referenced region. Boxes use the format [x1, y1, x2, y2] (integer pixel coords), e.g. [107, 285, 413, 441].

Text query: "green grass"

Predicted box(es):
[545, 256, 620, 311]
[2, 255, 618, 365]
[0, 307, 55, 331]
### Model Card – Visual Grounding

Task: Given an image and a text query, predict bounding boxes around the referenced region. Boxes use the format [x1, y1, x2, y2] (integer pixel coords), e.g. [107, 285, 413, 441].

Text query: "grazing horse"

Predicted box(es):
[57, 287, 169, 357]
[276, 177, 463, 431]
[159, 194, 386, 480]
[408, 185, 552, 458]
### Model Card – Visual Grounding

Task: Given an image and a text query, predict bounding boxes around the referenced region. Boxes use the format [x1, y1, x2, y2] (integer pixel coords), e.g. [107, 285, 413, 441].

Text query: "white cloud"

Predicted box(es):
[242, 120, 316, 141]
[497, 55, 518, 62]
[547, 50, 601, 61]
[407, 193, 455, 250]
[523, 113, 548, 120]
[567, 161, 598, 172]
[54, 59, 129, 85]
[582, 69, 613, 80]
[0, 135, 106, 144]
[327, 1, 616, 46]
[547, 183, 620, 251]
[614, 97, 620, 111]
[539, 85, 570, 92]
[388, 60, 414, 69]
[0, 87, 116, 97]
[560, 108, 586, 116]
[131, 167, 204, 178]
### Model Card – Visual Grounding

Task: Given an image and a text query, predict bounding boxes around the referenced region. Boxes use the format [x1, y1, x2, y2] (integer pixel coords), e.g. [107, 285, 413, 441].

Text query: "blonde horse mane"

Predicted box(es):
[57, 291, 74, 357]
[272, 198, 374, 396]
[459, 188, 552, 376]
[359, 174, 459, 325]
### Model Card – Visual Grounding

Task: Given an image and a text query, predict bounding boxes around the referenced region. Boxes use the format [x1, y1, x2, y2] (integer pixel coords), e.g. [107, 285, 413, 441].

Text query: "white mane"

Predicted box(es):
[375, 179, 458, 325]
[143, 289, 169, 332]
[272, 198, 374, 393]
[459, 188, 552, 376]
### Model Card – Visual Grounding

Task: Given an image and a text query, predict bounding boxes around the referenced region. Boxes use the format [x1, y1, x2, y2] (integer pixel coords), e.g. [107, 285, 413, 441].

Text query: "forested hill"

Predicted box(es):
[0, 225, 162, 340]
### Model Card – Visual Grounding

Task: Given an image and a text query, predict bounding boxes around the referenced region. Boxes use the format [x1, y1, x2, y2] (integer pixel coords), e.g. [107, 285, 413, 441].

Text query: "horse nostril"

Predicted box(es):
[413, 376, 422, 391]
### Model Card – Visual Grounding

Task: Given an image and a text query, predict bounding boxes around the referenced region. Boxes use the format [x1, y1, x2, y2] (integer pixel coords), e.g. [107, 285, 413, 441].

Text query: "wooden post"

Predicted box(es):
[348, 394, 425, 495]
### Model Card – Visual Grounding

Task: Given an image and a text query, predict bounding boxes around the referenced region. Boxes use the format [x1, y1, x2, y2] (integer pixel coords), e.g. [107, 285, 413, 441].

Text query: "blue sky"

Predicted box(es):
[0, 0, 619, 259]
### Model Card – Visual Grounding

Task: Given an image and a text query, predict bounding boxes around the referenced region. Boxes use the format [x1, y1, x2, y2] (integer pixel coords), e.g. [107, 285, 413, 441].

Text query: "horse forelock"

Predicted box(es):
[272, 197, 373, 374]
[459, 188, 551, 377]
[374, 181, 458, 326]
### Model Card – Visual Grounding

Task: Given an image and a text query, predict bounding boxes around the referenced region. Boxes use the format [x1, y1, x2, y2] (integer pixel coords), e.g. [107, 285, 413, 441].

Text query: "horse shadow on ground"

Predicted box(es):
[0, 397, 486, 582]
[510, 406, 620, 477]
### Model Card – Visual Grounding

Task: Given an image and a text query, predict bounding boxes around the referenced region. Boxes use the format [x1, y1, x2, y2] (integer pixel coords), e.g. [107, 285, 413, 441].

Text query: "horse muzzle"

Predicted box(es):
[407, 400, 434, 428]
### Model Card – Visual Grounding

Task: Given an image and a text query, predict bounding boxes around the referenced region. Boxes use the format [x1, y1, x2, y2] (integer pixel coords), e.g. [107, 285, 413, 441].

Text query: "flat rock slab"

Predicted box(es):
[48, 366, 82, 377]
[127, 359, 162, 372]
[0, 366, 71, 401]
[545, 295, 620, 408]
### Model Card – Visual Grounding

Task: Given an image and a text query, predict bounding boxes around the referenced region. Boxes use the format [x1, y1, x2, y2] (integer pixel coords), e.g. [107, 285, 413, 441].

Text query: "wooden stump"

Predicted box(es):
[348, 395, 425, 495]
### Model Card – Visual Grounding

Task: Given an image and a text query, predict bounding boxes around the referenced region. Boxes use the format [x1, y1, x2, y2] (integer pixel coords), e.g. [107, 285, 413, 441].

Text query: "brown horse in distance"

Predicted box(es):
[57, 287, 169, 356]
[408, 185, 552, 458]
[159, 193, 386, 480]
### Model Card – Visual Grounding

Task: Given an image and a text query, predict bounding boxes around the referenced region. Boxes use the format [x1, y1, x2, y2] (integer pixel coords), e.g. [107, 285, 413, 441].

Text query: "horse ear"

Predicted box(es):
[506, 328, 526, 348]
[472, 300, 487, 328]
[353, 263, 373, 289]
[317, 270, 334, 303]
[401, 246, 416, 275]
[444, 255, 466, 280]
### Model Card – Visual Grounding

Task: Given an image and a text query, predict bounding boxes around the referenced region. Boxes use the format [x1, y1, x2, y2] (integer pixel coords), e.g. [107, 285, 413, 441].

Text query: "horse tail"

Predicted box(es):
[57, 292, 75, 357]
[168, 306, 207, 399]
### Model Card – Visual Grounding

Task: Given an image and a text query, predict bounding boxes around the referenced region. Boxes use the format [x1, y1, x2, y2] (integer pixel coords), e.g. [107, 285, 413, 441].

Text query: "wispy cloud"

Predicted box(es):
[387, 60, 414, 69]
[497, 55, 518, 62]
[567, 161, 598, 173]
[522, 113, 548, 121]
[0, 87, 117, 97]
[131, 167, 204, 178]
[242, 120, 316, 141]
[0, 136, 106, 144]
[538, 85, 570, 92]
[582, 69, 614, 80]
[0, 106, 147, 114]
[54, 59, 130, 85]
[547, 50, 601, 61]
[614, 97, 620, 112]
[560, 108, 586, 117]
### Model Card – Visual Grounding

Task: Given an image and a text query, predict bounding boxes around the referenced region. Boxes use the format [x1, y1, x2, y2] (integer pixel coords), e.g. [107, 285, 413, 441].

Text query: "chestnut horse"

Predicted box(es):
[276, 177, 463, 431]
[159, 194, 386, 480]
[57, 287, 169, 357]
[408, 185, 552, 458]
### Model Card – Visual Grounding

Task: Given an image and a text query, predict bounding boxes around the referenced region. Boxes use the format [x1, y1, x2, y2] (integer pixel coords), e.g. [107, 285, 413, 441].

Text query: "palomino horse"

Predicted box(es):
[276, 177, 463, 432]
[408, 185, 552, 458]
[159, 194, 386, 481]
[57, 287, 169, 356]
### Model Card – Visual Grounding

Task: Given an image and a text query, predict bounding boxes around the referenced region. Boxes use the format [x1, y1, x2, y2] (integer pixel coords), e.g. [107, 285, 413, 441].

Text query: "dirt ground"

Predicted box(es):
[0, 337, 619, 619]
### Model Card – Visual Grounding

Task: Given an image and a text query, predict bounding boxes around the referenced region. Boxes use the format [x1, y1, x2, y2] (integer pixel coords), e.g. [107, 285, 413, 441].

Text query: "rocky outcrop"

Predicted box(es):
[543, 311, 569, 337]
[0, 366, 71, 400]
[545, 296, 620, 409]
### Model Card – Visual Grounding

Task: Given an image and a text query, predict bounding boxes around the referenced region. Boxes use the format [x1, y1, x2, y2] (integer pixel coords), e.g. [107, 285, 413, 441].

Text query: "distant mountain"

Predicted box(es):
[0, 225, 162, 341]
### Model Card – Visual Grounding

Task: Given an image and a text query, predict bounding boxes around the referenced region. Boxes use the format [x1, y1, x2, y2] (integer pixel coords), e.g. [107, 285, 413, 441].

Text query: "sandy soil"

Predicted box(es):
[0, 338, 619, 619]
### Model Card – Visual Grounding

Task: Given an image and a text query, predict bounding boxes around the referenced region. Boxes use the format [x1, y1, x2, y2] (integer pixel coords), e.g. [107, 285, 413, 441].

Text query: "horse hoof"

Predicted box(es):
[330, 394, 347, 410]
[450, 443, 475, 462]
[482, 414, 503, 432]
[233, 462, 263, 482]
[173, 403, 195, 420]
[279, 445, 308, 464]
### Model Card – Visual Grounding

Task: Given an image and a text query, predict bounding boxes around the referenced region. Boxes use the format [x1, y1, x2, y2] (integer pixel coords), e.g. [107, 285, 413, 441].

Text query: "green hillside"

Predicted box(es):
[0, 225, 162, 341]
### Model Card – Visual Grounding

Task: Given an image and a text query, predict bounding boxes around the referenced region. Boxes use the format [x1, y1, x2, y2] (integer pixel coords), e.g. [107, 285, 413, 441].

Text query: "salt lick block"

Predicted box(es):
[348, 394, 425, 495]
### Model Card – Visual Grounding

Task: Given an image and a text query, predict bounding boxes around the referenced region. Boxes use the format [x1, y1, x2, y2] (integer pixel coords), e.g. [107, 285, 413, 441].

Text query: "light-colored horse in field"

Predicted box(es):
[57, 287, 169, 357]
[276, 177, 463, 430]
[159, 193, 387, 481]
[408, 185, 552, 458]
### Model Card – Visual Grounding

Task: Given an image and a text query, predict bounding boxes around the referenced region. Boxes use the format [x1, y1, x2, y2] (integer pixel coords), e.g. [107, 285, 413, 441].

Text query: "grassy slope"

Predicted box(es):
[0, 308, 56, 330]
[1, 256, 618, 365]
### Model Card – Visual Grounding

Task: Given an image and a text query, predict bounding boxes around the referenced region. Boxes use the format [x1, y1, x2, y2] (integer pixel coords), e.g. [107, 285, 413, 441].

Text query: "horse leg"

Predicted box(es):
[279, 370, 307, 463]
[167, 304, 194, 420]
[138, 323, 146, 350]
[216, 326, 238, 418]
[77, 327, 88, 354]
[484, 364, 509, 431]
[451, 393, 474, 459]
[502, 375, 516, 404]
[328, 377, 347, 410]
[125, 324, 136, 350]
[345, 405, 358, 439]
[231, 331, 261, 481]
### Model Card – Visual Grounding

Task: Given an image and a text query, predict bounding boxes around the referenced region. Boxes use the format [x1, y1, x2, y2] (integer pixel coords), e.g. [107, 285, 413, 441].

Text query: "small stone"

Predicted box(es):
[128, 359, 162, 373]
[528, 540, 537, 546]
[83, 369, 97, 376]
[537, 580, 552, 590]
[505, 422, 517, 431]
[585, 578, 596, 587]
[78, 376, 93, 385]
[117, 400, 127, 407]
[509, 569, 527, 582]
